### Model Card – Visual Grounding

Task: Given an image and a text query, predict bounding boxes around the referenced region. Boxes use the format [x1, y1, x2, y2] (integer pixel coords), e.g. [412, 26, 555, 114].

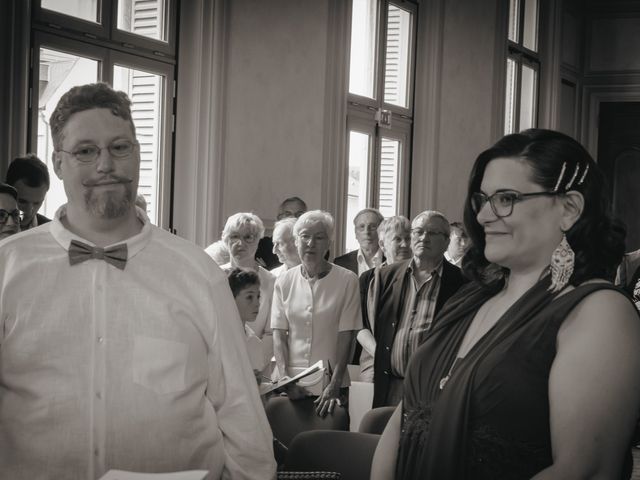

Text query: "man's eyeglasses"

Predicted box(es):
[471, 190, 559, 218]
[58, 139, 139, 164]
[0, 209, 23, 225]
[276, 211, 305, 221]
[411, 229, 446, 239]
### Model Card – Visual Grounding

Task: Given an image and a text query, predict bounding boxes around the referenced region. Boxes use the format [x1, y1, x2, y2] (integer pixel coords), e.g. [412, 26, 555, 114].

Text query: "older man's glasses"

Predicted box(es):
[471, 190, 559, 218]
[411, 229, 446, 239]
[0, 209, 23, 225]
[58, 139, 139, 164]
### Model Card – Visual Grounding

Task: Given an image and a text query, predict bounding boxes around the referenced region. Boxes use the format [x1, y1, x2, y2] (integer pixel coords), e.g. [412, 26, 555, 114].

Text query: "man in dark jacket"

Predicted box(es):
[371, 210, 465, 407]
[6, 154, 51, 229]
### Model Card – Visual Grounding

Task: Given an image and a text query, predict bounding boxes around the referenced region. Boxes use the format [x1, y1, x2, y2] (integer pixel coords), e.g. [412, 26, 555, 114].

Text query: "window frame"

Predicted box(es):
[343, 0, 417, 253]
[504, 0, 540, 134]
[28, 0, 177, 229]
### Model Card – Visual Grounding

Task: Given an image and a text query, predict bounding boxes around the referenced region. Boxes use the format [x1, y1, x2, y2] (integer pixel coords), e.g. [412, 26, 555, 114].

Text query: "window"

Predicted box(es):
[29, 0, 177, 227]
[345, 0, 416, 251]
[504, 0, 539, 135]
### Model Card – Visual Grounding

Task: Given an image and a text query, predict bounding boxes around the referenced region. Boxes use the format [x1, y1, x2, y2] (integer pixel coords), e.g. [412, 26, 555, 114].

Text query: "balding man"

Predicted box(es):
[371, 211, 465, 407]
[334, 208, 385, 276]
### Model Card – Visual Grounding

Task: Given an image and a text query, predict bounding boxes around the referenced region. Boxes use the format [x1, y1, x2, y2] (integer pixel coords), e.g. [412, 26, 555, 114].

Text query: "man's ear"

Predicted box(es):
[560, 191, 584, 231]
[52, 152, 63, 180]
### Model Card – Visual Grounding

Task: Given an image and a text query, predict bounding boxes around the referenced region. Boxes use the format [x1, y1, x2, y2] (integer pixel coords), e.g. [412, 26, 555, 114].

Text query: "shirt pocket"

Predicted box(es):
[132, 335, 188, 395]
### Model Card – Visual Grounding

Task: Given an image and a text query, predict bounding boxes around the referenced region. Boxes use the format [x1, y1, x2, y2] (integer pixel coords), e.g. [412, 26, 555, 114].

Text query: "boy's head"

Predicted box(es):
[227, 268, 261, 324]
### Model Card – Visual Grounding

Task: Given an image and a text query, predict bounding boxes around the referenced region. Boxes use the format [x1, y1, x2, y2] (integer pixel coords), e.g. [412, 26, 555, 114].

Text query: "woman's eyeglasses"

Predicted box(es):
[228, 233, 258, 244]
[0, 209, 23, 225]
[58, 139, 139, 164]
[471, 190, 559, 218]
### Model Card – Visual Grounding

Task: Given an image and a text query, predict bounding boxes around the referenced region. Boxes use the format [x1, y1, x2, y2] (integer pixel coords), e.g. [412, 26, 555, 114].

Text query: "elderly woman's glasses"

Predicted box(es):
[58, 139, 139, 164]
[0, 209, 23, 225]
[471, 190, 559, 218]
[228, 233, 258, 244]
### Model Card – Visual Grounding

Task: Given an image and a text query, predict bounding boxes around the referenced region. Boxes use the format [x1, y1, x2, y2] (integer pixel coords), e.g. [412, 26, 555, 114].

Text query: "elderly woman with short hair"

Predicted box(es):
[270, 217, 301, 277]
[206, 213, 275, 359]
[271, 210, 362, 417]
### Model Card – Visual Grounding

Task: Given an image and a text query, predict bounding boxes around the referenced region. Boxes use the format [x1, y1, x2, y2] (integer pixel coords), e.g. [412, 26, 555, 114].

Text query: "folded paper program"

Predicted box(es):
[260, 360, 325, 396]
[98, 470, 208, 480]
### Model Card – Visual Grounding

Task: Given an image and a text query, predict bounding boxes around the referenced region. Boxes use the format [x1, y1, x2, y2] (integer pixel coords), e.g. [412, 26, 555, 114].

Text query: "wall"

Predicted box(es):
[221, 0, 330, 231]
[412, 0, 503, 223]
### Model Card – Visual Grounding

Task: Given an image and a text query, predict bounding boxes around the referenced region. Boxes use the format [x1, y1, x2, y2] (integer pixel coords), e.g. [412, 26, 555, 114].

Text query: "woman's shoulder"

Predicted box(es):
[330, 262, 359, 282]
[558, 281, 640, 345]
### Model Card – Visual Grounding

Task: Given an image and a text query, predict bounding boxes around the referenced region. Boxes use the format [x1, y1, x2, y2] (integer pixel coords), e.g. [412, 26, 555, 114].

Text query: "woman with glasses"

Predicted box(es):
[270, 210, 362, 419]
[208, 212, 276, 365]
[372, 129, 640, 479]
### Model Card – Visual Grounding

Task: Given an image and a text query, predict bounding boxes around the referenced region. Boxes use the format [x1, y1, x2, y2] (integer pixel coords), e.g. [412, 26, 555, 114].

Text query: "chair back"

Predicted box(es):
[357, 406, 396, 434]
[284, 430, 380, 480]
[265, 396, 349, 448]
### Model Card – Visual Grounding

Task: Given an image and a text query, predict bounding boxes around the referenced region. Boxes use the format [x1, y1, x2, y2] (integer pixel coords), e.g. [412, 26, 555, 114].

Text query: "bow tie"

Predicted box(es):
[68, 239, 128, 270]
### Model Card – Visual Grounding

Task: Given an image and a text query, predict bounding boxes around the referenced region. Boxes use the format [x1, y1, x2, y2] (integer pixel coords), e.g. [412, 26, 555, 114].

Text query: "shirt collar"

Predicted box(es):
[407, 257, 444, 277]
[357, 248, 384, 268]
[50, 205, 151, 261]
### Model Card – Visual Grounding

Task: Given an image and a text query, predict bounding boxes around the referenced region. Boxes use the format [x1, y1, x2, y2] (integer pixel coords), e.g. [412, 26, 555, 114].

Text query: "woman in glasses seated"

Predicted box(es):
[206, 212, 276, 364]
[372, 129, 640, 480]
[271, 210, 362, 417]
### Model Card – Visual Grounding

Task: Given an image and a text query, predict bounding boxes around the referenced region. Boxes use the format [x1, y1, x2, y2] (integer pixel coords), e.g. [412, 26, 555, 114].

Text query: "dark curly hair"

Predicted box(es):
[227, 267, 260, 297]
[49, 82, 135, 151]
[462, 129, 625, 286]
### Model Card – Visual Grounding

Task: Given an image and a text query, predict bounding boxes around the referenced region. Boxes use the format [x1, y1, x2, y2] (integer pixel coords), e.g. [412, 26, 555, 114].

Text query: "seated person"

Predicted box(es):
[271, 210, 362, 417]
[227, 267, 271, 377]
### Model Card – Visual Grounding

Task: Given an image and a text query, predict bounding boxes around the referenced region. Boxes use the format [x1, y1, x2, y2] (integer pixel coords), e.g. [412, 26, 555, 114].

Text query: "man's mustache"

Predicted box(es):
[83, 175, 133, 187]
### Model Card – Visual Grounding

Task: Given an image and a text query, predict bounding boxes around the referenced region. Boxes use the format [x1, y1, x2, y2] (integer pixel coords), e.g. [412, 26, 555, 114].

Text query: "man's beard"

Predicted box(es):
[84, 184, 134, 219]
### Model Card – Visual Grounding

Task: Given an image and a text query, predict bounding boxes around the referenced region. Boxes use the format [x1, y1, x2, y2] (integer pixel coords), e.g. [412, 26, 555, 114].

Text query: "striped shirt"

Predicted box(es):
[390, 259, 443, 376]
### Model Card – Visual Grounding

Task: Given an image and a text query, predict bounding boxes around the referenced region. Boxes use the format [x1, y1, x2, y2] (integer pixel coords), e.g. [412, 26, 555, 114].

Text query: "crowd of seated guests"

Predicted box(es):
[2, 81, 640, 479]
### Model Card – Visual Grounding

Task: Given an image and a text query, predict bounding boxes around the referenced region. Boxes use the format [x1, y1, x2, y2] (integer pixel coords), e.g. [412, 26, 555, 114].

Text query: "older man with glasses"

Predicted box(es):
[370, 210, 466, 407]
[0, 83, 275, 479]
[0, 183, 21, 240]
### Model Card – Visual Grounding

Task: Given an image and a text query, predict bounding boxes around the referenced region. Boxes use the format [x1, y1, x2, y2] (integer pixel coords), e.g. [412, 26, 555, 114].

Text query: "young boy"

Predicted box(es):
[227, 268, 270, 376]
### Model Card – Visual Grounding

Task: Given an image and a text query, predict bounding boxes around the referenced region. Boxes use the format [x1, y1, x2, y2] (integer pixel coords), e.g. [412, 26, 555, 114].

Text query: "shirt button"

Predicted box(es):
[386, 346, 390, 351]
[97, 336, 104, 343]
[391, 323, 396, 327]
[94, 448, 99, 456]
[96, 391, 102, 400]
[306, 306, 312, 312]
[384, 370, 389, 375]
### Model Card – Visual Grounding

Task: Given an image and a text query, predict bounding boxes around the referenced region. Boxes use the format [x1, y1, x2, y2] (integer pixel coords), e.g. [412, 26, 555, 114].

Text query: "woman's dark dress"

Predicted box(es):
[396, 277, 633, 480]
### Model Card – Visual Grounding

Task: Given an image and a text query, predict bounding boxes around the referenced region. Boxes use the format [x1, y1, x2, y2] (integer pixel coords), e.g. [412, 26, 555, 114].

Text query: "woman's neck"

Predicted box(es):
[503, 265, 548, 298]
[231, 257, 257, 269]
[302, 259, 329, 278]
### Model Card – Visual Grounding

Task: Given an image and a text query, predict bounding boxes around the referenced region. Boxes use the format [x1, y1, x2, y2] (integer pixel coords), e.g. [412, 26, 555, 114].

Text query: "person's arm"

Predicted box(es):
[357, 328, 376, 356]
[272, 328, 290, 379]
[207, 273, 276, 479]
[531, 288, 640, 480]
[315, 330, 354, 416]
[370, 402, 402, 480]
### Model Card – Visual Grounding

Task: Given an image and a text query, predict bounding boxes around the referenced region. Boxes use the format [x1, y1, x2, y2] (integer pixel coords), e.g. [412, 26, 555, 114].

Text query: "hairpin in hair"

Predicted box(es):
[553, 162, 567, 192]
[564, 163, 581, 190]
[577, 163, 589, 185]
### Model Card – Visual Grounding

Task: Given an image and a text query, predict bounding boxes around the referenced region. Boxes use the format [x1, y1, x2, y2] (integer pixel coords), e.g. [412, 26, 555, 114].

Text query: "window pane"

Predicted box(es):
[504, 58, 517, 135]
[42, 0, 99, 23]
[508, 0, 519, 43]
[117, 0, 168, 42]
[523, 0, 538, 51]
[349, 0, 378, 98]
[346, 131, 371, 251]
[113, 65, 165, 224]
[383, 5, 412, 108]
[519, 64, 537, 130]
[37, 48, 100, 219]
[379, 138, 400, 217]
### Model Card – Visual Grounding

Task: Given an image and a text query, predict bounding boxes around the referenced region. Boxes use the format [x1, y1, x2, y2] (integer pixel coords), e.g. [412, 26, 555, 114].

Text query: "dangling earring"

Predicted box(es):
[549, 233, 575, 293]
